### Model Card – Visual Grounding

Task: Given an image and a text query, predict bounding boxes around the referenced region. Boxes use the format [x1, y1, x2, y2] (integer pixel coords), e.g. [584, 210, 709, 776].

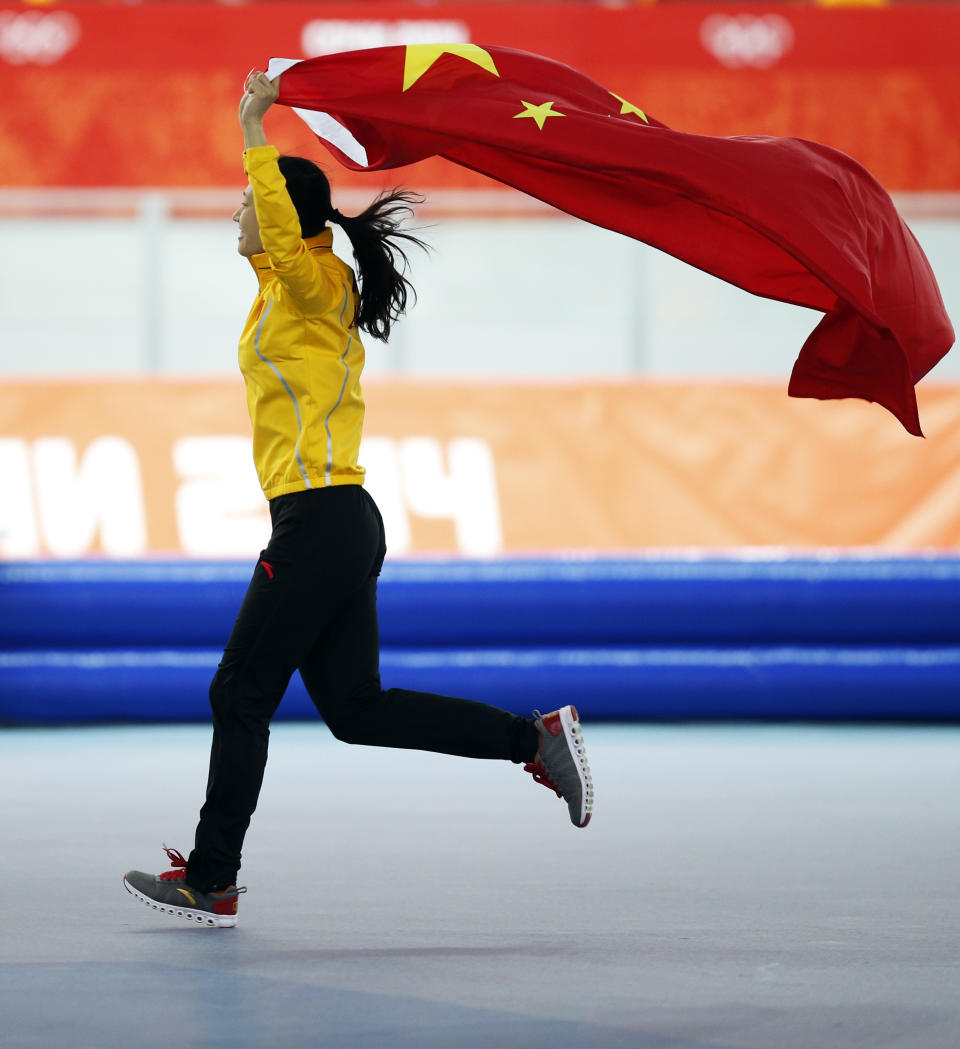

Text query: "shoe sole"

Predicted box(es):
[122, 876, 238, 928]
[558, 704, 593, 828]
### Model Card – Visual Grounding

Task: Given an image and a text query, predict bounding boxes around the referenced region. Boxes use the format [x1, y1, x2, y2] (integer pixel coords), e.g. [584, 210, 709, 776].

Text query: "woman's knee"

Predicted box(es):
[318, 681, 383, 743]
[322, 704, 365, 744]
[208, 668, 280, 729]
[209, 669, 230, 713]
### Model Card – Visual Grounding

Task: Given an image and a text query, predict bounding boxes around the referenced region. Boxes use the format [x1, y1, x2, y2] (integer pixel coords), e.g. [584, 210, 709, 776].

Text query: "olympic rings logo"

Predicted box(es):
[700, 14, 795, 70]
[0, 11, 80, 66]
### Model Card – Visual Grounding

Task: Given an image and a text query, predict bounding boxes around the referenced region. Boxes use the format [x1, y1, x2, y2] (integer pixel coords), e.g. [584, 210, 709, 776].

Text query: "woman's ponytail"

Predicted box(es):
[334, 191, 428, 342]
[277, 155, 427, 343]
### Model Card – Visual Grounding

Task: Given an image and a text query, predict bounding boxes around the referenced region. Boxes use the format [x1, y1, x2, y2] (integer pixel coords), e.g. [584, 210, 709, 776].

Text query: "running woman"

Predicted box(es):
[123, 71, 593, 927]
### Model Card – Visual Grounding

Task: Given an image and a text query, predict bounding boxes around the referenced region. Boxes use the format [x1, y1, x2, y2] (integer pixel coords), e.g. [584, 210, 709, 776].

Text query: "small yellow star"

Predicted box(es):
[610, 93, 648, 123]
[513, 100, 565, 131]
[403, 44, 500, 92]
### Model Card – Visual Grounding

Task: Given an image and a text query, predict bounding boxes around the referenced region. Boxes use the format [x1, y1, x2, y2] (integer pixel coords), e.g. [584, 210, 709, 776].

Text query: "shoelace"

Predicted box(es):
[526, 710, 564, 798]
[158, 844, 188, 882]
[523, 760, 563, 799]
[526, 710, 595, 807]
[156, 845, 247, 896]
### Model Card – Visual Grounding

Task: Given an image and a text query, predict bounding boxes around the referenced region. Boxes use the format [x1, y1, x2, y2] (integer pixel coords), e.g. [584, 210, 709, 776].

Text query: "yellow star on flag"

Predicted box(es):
[610, 93, 648, 123]
[514, 100, 565, 131]
[403, 44, 500, 92]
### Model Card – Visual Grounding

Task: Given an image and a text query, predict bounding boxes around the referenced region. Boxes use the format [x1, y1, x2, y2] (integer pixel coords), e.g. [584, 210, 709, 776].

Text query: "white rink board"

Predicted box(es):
[1, 211, 957, 381]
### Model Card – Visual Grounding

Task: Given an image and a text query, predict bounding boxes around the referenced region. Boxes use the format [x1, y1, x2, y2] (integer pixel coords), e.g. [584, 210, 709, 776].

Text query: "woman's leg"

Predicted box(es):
[299, 493, 540, 764]
[186, 486, 385, 891]
[185, 562, 308, 891]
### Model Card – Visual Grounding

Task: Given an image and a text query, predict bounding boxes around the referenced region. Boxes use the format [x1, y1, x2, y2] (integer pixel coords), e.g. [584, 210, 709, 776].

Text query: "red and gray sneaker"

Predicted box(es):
[525, 705, 594, 828]
[122, 846, 245, 928]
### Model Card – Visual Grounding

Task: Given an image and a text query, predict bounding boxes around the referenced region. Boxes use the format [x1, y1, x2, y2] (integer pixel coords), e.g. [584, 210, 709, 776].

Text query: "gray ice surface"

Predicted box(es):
[2, 722, 958, 1049]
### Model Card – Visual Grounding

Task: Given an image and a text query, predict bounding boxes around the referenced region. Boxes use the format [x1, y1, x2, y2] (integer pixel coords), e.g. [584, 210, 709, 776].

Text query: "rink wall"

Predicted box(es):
[2, 556, 960, 724]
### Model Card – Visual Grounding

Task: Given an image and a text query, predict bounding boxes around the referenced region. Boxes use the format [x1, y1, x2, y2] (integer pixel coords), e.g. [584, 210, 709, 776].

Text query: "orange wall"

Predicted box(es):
[0, 3, 957, 191]
[3, 378, 960, 558]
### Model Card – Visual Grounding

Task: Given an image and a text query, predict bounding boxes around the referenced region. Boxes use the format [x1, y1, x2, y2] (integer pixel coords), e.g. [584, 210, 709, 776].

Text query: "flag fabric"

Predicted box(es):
[269, 45, 954, 435]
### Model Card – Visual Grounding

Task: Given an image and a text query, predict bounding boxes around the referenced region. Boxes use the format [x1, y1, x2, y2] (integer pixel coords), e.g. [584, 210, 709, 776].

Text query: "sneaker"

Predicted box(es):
[525, 705, 594, 828]
[122, 846, 246, 928]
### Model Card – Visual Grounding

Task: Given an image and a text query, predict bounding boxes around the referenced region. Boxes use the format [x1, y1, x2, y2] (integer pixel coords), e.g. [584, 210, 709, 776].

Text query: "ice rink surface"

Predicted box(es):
[2, 721, 958, 1049]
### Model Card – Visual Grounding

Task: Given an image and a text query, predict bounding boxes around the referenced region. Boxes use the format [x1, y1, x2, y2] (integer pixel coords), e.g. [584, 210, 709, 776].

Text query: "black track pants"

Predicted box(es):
[186, 484, 540, 891]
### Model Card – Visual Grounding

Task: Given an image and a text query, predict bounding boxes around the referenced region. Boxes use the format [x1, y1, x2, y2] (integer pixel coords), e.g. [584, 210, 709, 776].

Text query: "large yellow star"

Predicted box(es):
[402, 44, 500, 92]
[610, 93, 648, 123]
[513, 100, 565, 131]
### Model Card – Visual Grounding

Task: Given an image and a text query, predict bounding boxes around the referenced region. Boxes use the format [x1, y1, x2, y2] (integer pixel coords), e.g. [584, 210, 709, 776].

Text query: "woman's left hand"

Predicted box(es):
[239, 71, 280, 126]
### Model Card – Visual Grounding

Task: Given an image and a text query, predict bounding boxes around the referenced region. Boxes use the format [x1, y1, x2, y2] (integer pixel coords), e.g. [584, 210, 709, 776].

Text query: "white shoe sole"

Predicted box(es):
[558, 704, 594, 828]
[122, 877, 238, 928]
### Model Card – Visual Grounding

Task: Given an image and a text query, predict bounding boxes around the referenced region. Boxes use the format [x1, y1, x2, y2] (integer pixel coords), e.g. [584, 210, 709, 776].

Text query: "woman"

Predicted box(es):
[123, 71, 593, 928]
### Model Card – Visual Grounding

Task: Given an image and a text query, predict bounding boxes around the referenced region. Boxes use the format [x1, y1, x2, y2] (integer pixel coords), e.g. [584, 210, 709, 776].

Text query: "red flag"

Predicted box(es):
[270, 45, 954, 435]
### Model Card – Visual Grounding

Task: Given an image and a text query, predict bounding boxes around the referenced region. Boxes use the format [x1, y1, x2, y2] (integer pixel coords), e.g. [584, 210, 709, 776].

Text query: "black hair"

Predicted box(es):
[277, 155, 428, 342]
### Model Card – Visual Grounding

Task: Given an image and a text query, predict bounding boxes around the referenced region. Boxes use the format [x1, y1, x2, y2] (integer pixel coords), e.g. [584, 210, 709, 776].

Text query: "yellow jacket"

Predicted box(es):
[239, 144, 366, 500]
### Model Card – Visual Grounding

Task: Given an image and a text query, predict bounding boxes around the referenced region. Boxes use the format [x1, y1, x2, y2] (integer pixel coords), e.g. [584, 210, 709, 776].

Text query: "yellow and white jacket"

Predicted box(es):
[239, 144, 366, 500]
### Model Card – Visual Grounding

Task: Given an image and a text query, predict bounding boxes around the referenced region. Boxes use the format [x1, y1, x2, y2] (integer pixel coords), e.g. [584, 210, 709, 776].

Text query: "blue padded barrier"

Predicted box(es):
[3, 556, 960, 723]
[4, 556, 960, 647]
[2, 647, 960, 723]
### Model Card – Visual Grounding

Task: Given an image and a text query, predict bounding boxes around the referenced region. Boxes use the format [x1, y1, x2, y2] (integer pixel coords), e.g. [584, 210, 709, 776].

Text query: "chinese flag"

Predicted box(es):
[270, 45, 954, 435]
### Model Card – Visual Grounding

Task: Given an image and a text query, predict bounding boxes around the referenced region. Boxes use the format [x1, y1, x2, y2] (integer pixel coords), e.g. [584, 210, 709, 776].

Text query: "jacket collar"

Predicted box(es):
[248, 229, 334, 288]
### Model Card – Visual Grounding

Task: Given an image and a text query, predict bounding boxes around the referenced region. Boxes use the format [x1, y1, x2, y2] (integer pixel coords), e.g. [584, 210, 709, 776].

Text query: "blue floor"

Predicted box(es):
[2, 723, 959, 1049]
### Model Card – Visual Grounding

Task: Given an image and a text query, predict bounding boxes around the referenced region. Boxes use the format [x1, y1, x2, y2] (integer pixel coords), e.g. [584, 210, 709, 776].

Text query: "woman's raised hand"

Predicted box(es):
[239, 70, 280, 127]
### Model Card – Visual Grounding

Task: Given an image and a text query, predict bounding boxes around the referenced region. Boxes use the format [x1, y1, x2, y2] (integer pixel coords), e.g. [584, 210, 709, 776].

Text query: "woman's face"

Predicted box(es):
[233, 184, 264, 258]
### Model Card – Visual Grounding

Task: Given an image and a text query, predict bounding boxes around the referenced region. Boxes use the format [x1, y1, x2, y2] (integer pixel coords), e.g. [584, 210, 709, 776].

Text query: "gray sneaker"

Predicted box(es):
[525, 705, 594, 827]
[123, 846, 245, 928]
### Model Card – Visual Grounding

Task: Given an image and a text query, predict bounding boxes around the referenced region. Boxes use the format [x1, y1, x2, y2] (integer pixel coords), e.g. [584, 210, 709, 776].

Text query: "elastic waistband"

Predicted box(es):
[268, 482, 370, 524]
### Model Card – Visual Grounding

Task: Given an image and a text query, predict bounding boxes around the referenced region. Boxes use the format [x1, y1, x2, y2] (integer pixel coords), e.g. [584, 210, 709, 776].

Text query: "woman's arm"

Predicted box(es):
[239, 71, 277, 147]
[239, 72, 333, 309]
